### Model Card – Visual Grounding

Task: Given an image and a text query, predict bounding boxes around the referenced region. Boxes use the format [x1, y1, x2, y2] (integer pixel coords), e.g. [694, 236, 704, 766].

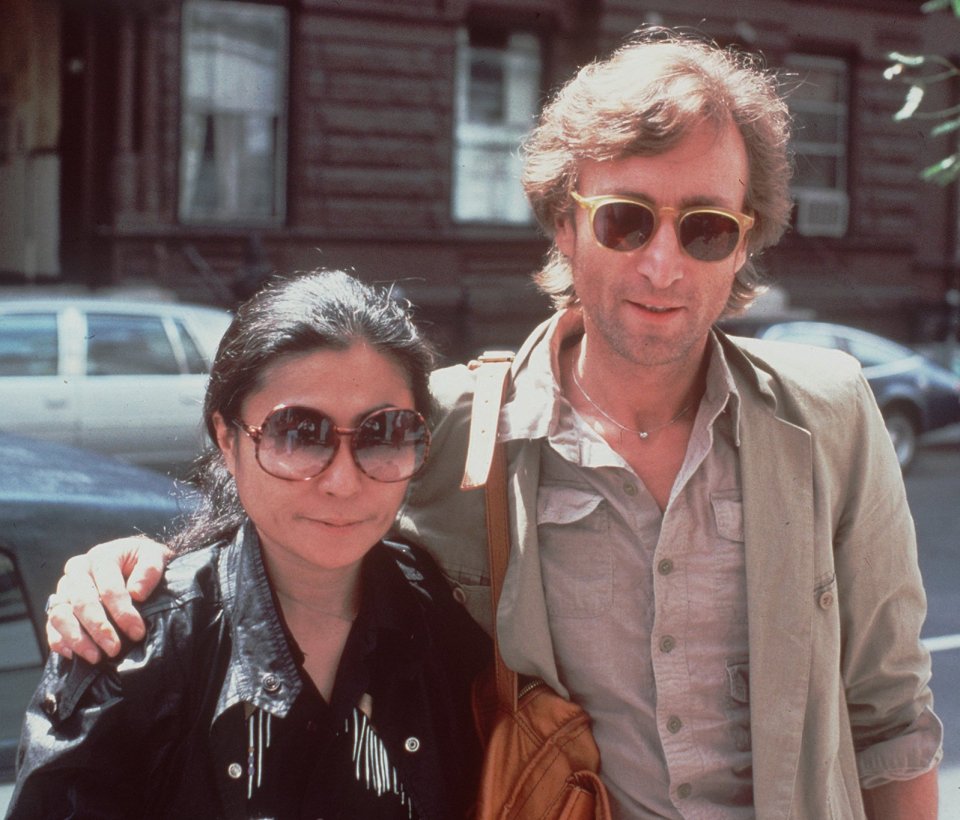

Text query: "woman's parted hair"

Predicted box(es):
[169, 269, 437, 552]
[523, 28, 793, 315]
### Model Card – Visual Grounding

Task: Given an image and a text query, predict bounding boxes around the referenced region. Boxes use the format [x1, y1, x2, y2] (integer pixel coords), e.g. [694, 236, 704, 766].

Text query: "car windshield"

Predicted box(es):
[841, 333, 914, 368]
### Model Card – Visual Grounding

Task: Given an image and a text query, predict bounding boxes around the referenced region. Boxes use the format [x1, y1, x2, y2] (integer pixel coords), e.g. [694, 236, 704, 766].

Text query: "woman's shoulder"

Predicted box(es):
[136, 543, 222, 620]
[374, 538, 451, 600]
[374, 538, 491, 656]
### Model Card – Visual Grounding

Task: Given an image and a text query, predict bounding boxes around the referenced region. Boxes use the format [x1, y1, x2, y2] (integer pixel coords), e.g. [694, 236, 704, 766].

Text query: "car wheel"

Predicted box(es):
[883, 408, 918, 472]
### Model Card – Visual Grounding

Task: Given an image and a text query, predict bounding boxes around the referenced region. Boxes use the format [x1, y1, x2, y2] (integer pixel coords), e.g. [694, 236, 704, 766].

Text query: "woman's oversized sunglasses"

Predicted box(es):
[570, 190, 755, 262]
[235, 405, 430, 483]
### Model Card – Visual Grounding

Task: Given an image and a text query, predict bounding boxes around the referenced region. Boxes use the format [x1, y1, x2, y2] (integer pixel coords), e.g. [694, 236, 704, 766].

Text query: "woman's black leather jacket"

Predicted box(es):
[8, 523, 490, 819]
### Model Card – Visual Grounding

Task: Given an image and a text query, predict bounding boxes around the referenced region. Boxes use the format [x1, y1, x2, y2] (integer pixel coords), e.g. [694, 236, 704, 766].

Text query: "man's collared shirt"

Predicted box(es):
[501, 309, 753, 819]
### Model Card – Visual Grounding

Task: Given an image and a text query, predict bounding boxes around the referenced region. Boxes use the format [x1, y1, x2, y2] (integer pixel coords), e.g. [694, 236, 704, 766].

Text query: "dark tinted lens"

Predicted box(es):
[592, 202, 656, 251]
[679, 211, 741, 261]
[259, 407, 336, 479]
[353, 409, 428, 482]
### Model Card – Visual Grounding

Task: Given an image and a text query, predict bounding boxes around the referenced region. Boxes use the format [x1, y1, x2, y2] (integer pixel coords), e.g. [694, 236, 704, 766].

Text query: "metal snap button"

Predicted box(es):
[262, 673, 281, 693]
[404, 736, 421, 753]
[227, 762, 243, 780]
[41, 692, 57, 717]
[452, 586, 467, 605]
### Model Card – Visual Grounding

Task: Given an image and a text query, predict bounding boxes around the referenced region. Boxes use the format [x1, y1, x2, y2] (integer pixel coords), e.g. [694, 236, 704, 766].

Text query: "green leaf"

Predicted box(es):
[894, 85, 925, 120]
[887, 51, 926, 67]
[921, 154, 960, 183]
[931, 118, 960, 136]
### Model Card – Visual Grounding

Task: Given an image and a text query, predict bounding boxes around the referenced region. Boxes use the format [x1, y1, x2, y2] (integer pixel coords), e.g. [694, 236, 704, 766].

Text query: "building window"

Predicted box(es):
[786, 54, 850, 238]
[179, 1, 288, 224]
[452, 28, 541, 225]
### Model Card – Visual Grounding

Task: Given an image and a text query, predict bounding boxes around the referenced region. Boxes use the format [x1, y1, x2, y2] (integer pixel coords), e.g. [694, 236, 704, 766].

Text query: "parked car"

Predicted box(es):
[0, 432, 193, 779]
[746, 321, 960, 471]
[0, 297, 232, 472]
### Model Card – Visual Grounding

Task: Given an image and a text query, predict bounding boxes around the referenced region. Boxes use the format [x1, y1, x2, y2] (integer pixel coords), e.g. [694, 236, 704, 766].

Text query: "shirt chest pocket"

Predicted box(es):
[537, 484, 613, 618]
[711, 490, 744, 543]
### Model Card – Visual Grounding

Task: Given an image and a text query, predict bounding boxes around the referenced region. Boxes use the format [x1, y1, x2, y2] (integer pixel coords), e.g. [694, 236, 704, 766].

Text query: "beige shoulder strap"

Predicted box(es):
[460, 351, 514, 491]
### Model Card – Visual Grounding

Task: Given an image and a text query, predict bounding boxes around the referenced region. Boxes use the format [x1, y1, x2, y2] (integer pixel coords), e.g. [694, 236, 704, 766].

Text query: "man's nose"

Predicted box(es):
[635, 218, 685, 289]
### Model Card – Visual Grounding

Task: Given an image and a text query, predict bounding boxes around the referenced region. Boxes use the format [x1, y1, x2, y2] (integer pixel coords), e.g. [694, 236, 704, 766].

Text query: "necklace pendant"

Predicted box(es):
[638, 431, 649, 439]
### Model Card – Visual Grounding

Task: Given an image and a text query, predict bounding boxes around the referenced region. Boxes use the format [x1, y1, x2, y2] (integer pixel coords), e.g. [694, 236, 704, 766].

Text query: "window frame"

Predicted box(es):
[785, 53, 851, 238]
[451, 27, 542, 226]
[178, 0, 289, 226]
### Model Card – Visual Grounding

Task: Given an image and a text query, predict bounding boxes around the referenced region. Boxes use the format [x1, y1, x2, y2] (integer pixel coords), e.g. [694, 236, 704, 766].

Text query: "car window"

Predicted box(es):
[85, 313, 181, 376]
[174, 318, 209, 374]
[765, 326, 840, 350]
[0, 550, 43, 670]
[0, 313, 58, 376]
[842, 335, 911, 368]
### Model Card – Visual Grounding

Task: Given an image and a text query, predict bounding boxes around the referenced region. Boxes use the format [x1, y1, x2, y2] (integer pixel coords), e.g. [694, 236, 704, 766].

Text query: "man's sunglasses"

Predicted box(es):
[570, 190, 755, 262]
[235, 405, 430, 483]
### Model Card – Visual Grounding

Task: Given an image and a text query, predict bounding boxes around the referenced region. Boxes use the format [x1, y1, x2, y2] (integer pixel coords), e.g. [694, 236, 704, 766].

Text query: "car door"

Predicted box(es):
[74, 311, 207, 467]
[0, 547, 45, 776]
[0, 310, 79, 445]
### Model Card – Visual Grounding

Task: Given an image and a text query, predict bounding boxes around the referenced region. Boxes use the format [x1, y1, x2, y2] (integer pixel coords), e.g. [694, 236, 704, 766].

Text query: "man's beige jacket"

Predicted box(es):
[395, 317, 941, 819]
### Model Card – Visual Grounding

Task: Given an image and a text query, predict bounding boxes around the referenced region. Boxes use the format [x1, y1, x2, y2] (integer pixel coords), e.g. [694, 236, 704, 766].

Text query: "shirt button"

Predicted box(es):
[404, 736, 421, 753]
[677, 782, 692, 799]
[623, 482, 638, 497]
[452, 585, 467, 605]
[657, 558, 674, 576]
[818, 590, 835, 609]
[667, 716, 683, 734]
[227, 762, 243, 780]
[262, 673, 281, 693]
[659, 635, 676, 653]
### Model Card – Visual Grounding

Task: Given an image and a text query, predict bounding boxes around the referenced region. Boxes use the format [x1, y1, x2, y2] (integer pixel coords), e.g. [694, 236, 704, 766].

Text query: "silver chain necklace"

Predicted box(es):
[571, 366, 693, 440]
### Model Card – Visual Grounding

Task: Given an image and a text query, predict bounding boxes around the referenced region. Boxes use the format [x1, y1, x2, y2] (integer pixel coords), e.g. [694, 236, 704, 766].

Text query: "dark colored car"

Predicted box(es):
[746, 321, 960, 471]
[0, 433, 192, 780]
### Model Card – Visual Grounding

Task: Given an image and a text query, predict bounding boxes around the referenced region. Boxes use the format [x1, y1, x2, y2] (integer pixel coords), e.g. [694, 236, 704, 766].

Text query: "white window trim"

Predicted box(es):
[452, 28, 539, 225]
[786, 53, 850, 237]
[178, 0, 288, 225]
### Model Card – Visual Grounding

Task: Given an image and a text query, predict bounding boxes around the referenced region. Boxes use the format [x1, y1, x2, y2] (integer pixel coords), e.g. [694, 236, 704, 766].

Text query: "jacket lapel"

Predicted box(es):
[736, 378, 815, 817]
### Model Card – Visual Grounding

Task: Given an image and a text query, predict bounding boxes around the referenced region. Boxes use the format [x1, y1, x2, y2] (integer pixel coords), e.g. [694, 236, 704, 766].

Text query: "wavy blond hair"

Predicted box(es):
[522, 28, 793, 315]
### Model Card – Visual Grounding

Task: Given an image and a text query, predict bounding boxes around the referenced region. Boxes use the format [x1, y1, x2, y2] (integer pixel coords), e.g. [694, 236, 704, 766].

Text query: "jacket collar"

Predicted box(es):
[500, 310, 744, 445]
[215, 522, 304, 722]
[212, 525, 426, 725]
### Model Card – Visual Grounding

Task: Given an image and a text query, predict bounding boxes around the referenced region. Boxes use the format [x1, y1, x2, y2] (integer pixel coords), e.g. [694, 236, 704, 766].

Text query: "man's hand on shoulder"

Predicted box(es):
[45, 535, 172, 664]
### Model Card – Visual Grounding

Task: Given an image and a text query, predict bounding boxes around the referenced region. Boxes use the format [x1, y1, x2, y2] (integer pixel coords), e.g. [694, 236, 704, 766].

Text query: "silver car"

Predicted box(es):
[0, 297, 231, 471]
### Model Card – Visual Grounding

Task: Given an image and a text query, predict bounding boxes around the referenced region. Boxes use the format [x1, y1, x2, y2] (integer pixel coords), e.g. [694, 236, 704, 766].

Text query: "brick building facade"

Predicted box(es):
[2, 0, 959, 360]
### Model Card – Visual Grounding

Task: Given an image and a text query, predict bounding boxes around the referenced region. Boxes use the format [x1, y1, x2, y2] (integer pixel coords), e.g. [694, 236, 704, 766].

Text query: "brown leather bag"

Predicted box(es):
[461, 354, 612, 820]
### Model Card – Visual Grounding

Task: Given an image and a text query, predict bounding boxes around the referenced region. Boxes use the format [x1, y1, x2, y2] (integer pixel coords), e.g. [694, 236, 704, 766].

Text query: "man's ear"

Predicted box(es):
[212, 412, 238, 477]
[732, 241, 750, 276]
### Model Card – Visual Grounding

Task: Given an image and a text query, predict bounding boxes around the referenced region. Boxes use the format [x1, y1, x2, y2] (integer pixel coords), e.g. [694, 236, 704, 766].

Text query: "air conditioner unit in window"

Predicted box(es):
[794, 188, 849, 238]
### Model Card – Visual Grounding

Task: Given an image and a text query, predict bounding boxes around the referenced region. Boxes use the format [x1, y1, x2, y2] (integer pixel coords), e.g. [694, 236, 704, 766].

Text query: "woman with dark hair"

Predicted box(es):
[8, 270, 489, 820]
